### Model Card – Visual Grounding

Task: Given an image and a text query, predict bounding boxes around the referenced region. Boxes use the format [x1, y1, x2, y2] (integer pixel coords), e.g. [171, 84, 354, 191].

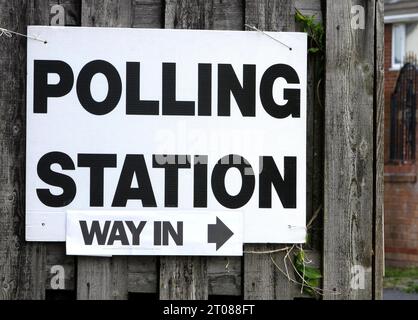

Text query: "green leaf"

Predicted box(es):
[302, 266, 322, 280]
[306, 277, 320, 288]
[294, 249, 322, 280]
[308, 47, 320, 54]
[295, 9, 306, 22]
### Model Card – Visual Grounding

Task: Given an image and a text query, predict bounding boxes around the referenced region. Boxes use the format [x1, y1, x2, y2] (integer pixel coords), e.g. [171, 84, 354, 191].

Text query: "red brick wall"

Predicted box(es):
[384, 23, 418, 267]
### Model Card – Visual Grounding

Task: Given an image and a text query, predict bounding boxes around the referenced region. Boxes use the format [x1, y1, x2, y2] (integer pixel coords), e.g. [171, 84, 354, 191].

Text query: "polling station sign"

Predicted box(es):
[26, 26, 307, 255]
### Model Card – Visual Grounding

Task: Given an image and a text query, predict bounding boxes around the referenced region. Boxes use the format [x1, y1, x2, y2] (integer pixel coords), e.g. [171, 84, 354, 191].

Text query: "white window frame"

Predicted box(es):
[391, 23, 406, 70]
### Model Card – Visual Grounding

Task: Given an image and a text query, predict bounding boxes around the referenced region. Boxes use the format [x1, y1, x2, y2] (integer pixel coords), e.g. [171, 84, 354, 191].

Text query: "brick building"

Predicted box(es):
[384, 0, 418, 267]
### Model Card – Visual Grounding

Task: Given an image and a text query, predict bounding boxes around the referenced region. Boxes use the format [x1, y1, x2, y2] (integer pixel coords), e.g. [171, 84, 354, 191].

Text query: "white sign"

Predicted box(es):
[26, 26, 307, 251]
[66, 211, 242, 256]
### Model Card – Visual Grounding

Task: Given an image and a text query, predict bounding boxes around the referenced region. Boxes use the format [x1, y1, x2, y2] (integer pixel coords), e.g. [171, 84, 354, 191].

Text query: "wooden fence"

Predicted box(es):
[0, 0, 384, 300]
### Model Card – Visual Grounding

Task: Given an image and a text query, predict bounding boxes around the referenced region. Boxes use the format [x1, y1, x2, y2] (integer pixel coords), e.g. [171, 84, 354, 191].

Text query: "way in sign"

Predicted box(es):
[66, 210, 243, 256]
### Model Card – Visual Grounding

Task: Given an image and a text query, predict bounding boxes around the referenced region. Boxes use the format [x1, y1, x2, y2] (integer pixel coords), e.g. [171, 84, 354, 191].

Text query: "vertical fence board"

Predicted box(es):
[164, 0, 243, 30]
[77, 255, 128, 299]
[45, 0, 81, 296]
[27, 0, 50, 22]
[165, 0, 211, 29]
[159, 257, 208, 300]
[133, 0, 164, 28]
[243, 0, 303, 300]
[374, 0, 384, 300]
[244, 245, 303, 299]
[77, 256, 128, 300]
[324, 0, 376, 300]
[76, 0, 133, 300]
[212, 0, 244, 30]
[126, 0, 162, 296]
[0, 0, 50, 300]
[160, 0, 244, 300]
[82, 0, 132, 27]
[159, 0, 211, 300]
[245, 0, 295, 31]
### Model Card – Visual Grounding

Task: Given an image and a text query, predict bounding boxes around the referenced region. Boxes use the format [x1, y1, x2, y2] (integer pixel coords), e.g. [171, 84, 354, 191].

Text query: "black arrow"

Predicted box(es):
[208, 217, 234, 250]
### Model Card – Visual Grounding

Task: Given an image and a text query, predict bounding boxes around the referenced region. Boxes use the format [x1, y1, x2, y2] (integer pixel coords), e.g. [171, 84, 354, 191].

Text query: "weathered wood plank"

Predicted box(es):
[133, 0, 164, 28]
[128, 257, 158, 293]
[244, 0, 303, 300]
[165, 0, 243, 30]
[244, 245, 302, 299]
[44, 0, 81, 296]
[161, 0, 245, 300]
[160, 0, 209, 300]
[212, 0, 243, 30]
[323, 0, 375, 299]
[82, 0, 132, 27]
[160, 256, 208, 299]
[208, 257, 241, 296]
[76, 0, 133, 300]
[374, 0, 384, 300]
[76, 256, 128, 300]
[165, 0, 211, 29]
[201, 0, 244, 296]
[125, 0, 165, 296]
[245, 0, 295, 31]
[27, 0, 51, 23]
[0, 0, 49, 300]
